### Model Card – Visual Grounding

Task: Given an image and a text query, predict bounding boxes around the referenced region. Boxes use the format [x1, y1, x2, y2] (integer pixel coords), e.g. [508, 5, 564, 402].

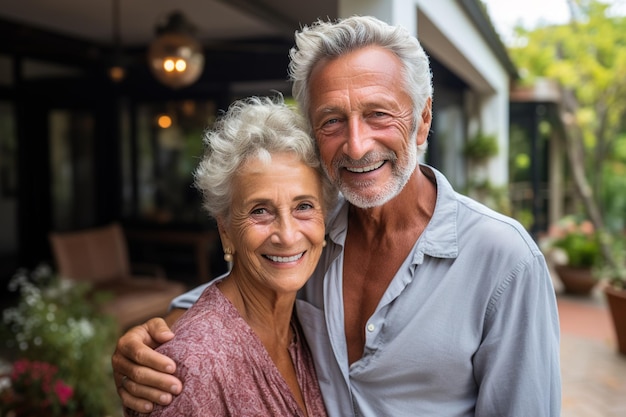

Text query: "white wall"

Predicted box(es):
[338, 0, 418, 35]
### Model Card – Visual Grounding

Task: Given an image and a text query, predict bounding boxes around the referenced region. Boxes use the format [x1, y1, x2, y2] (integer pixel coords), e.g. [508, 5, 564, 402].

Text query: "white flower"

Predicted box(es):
[77, 318, 95, 340]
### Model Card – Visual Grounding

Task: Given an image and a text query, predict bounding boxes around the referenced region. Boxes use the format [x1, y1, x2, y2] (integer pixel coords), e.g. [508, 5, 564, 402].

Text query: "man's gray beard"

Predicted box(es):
[328, 140, 418, 209]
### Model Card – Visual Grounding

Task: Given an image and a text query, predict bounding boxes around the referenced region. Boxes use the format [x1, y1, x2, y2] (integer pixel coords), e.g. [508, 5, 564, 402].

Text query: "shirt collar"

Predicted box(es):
[418, 165, 458, 259]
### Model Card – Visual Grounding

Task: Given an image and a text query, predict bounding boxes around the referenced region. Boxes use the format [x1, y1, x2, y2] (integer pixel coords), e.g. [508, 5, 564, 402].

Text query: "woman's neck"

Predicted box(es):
[217, 275, 295, 348]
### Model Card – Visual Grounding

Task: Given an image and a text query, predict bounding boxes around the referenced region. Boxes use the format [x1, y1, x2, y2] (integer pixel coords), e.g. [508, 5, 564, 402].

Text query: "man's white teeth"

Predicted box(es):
[346, 161, 384, 173]
[267, 253, 304, 263]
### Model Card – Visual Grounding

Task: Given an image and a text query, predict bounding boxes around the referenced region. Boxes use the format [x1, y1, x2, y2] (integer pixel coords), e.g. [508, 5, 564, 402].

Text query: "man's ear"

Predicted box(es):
[416, 97, 432, 146]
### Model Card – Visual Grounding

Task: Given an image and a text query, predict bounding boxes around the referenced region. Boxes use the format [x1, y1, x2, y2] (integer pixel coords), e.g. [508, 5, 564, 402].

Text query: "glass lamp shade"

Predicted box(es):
[148, 31, 204, 89]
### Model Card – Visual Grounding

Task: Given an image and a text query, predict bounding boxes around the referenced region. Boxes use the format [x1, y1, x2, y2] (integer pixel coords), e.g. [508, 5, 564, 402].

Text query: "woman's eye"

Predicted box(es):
[251, 207, 268, 215]
[297, 202, 314, 211]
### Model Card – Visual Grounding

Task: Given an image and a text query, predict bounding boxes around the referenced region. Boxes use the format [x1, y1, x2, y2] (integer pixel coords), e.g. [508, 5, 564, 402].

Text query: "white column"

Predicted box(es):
[482, 92, 510, 186]
[337, 0, 418, 35]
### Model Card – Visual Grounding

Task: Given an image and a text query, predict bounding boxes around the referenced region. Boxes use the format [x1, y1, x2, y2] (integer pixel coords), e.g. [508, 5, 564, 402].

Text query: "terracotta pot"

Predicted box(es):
[604, 285, 626, 355]
[554, 264, 597, 295]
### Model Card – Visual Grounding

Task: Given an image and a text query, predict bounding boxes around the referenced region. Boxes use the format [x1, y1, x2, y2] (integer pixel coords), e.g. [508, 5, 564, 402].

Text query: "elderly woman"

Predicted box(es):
[126, 96, 334, 417]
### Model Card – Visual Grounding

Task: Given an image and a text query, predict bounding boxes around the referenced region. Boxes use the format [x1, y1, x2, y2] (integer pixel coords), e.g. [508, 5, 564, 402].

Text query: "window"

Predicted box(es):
[127, 99, 217, 226]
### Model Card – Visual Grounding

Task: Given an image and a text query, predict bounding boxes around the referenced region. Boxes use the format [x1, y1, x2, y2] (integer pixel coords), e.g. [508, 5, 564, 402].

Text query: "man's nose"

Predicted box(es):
[342, 117, 371, 160]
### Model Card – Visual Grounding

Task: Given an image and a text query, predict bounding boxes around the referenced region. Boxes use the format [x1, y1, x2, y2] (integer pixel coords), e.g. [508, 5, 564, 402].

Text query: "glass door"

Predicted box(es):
[49, 109, 96, 231]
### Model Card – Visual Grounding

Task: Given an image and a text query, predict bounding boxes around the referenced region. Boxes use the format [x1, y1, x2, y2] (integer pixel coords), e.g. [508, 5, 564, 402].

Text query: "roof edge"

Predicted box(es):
[457, 0, 519, 79]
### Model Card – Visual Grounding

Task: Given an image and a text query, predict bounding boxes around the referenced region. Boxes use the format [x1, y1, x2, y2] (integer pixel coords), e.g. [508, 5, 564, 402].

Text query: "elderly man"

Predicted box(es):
[112, 16, 561, 417]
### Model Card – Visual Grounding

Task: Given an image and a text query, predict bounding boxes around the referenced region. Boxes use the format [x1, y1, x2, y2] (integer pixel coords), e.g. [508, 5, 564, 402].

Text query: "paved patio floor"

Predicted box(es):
[558, 289, 626, 417]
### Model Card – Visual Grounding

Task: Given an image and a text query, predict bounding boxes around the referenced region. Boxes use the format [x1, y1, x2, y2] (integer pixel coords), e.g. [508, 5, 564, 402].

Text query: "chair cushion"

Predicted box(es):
[94, 276, 187, 330]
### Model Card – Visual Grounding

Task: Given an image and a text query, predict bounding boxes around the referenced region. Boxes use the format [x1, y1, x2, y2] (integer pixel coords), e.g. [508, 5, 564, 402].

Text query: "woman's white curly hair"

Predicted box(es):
[194, 95, 337, 222]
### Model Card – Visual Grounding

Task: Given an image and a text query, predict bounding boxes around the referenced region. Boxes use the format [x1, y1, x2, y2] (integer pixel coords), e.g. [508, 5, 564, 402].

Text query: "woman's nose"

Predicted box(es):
[270, 215, 298, 245]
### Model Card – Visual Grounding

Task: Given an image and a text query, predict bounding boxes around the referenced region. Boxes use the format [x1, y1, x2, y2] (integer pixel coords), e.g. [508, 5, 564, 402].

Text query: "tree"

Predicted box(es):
[508, 0, 626, 269]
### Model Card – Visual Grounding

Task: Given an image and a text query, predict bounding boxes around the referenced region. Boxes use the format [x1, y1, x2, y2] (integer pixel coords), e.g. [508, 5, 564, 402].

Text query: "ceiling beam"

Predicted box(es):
[0, 17, 107, 69]
[213, 0, 299, 38]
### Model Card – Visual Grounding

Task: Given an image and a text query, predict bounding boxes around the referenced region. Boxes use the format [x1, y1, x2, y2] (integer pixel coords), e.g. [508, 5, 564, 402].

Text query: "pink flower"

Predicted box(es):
[579, 220, 595, 235]
[6, 359, 75, 414]
[10, 359, 29, 379]
[54, 380, 74, 405]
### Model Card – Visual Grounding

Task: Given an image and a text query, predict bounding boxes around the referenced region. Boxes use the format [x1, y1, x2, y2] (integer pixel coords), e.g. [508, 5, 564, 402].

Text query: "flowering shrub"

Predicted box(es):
[1, 359, 75, 416]
[545, 216, 601, 268]
[0, 265, 120, 416]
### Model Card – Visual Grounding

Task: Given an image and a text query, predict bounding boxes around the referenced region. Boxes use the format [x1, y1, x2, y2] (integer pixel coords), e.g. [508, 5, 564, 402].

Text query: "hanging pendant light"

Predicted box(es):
[148, 11, 205, 89]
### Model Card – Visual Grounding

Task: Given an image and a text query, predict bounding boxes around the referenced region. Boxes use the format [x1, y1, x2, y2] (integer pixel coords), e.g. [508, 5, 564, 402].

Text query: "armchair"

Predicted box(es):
[49, 223, 187, 331]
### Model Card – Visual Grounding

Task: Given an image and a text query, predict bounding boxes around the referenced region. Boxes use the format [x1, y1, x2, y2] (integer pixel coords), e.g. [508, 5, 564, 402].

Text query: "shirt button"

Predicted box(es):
[367, 323, 375, 332]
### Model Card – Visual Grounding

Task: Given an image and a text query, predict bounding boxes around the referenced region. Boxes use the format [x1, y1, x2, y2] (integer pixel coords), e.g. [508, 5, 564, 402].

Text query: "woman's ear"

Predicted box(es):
[217, 218, 234, 254]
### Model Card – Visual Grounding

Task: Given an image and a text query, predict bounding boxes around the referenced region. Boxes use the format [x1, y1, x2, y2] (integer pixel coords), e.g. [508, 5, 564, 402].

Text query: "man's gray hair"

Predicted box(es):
[289, 15, 433, 136]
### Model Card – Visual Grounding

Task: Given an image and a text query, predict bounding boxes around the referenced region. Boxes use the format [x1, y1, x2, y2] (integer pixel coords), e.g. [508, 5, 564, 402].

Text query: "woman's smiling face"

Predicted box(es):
[219, 151, 327, 295]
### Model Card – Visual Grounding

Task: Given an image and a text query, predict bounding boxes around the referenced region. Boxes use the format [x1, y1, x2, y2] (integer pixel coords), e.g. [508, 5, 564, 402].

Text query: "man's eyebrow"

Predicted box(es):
[312, 106, 342, 116]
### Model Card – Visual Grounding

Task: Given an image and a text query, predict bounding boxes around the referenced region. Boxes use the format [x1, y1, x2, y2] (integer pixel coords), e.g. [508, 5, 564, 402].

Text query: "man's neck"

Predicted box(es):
[348, 165, 437, 237]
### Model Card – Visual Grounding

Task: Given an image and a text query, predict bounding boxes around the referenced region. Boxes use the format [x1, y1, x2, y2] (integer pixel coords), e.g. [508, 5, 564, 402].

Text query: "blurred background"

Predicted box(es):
[0, 1, 625, 416]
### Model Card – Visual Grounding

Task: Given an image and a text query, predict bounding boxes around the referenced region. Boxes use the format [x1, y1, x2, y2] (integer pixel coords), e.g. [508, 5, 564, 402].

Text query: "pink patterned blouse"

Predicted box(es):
[126, 283, 328, 417]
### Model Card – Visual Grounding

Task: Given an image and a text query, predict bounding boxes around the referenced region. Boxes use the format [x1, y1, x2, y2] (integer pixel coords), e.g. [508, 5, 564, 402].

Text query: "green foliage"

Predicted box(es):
[1, 265, 120, 417]
[595, 231, 626, 289]
[600, 161, 626, 232]
[465, 179, 511, 216]
[614, 133, 626, 161]
[508, 125, 532, 183]
[514, 209, 535, 232]
[463, 132, 499, 161]
[509, 0, 626, 242]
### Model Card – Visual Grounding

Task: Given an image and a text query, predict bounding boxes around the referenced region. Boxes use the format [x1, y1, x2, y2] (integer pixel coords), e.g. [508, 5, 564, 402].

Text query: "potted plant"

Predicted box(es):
[0, 265, 120, 416]
[463, 132, 499, 162]
[597, 234, 626, 355]
[543, 216, 602, 295]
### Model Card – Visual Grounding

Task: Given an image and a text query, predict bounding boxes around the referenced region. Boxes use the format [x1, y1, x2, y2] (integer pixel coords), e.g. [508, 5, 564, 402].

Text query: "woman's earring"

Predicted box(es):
[224, 248, 233, 263]
[322, 240, 327, 247]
